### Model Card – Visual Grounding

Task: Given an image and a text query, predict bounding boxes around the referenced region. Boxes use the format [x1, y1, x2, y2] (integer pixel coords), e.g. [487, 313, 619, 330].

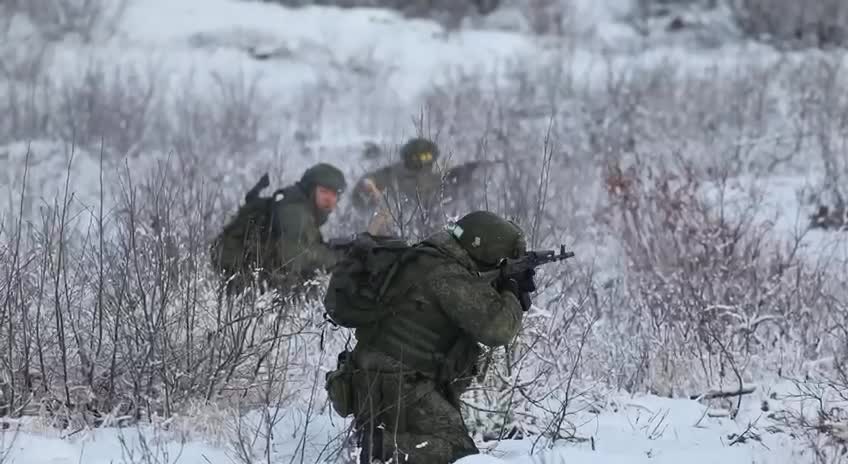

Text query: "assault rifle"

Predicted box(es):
[443, 159, 506, 186]
[479, 245, 575, 311]
[326, 235, 356, 249]
[325, 233, 407, 250]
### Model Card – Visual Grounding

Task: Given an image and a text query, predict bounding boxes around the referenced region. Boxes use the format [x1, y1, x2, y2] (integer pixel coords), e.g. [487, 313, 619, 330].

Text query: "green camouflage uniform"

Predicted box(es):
[351, 138, 443, 213]
[348, 212, 527, 464]
[270, 163, 347, 290]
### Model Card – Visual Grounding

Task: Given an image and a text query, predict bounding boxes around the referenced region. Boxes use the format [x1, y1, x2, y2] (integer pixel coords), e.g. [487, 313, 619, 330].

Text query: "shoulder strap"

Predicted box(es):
[417, 240, 475, 272]
[267, 189, 289, 241]
[377, 244, 453, 303]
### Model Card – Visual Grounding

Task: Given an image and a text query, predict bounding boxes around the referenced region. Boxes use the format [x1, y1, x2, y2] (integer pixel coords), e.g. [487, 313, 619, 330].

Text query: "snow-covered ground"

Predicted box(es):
[2, 0, 848, 463]
[2, 382, 830, 463]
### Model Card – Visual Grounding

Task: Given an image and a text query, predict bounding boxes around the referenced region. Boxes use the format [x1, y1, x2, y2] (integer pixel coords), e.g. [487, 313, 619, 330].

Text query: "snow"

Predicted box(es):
[696, 172, 848, 263]
[2, 0, 848, 462]
[2, 427, 231, 464]
[0, 141, 107, 235]
[0, 384, 821, 463]
[116, 0, 537, 105]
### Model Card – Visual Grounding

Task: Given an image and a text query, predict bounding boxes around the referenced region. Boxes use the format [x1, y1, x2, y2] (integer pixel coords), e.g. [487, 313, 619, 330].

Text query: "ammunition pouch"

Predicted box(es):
[438, 337, 481, 409]
[325, 350, 355, 417]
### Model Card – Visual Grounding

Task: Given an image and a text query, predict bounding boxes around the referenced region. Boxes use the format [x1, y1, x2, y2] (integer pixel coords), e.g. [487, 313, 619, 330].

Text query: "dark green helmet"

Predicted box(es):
[400, 137, 439, 170]
[300, 163, 347, 193]
[447, 211, 526, 266]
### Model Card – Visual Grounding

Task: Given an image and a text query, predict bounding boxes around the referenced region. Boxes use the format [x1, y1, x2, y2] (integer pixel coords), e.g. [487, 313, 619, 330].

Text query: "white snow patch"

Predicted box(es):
[0, 140, 108, 232]
[115, 0, 537, 102]
[0, 389, 815, 463]
[1, 1, 846, 463]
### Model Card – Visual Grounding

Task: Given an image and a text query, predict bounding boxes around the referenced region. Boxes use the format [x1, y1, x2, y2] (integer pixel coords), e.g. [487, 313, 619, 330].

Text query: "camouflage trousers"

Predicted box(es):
[352, 370, 478, 464]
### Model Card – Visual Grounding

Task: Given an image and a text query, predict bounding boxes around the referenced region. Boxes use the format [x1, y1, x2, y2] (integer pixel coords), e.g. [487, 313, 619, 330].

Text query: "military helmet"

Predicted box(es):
[447, 211, 526, 266]
[400, 137, 439, 170]
[300, 163, 347, 193]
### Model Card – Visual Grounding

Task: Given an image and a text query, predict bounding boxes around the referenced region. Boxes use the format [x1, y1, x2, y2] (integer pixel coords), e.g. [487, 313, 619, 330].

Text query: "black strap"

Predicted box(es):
[267, 188, 288, 241]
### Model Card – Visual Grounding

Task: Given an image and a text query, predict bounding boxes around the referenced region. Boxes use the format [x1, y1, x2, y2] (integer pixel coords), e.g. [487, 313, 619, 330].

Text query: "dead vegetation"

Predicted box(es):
[1, 3, 848, 460]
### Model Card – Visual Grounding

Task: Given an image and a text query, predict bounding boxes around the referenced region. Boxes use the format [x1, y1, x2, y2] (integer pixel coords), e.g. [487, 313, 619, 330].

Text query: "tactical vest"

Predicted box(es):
[353, 243, 479, 380]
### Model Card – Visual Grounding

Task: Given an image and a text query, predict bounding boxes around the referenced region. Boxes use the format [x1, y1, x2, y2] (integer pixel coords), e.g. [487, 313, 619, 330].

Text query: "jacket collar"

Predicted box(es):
[421, 230, 478, 270]
[282, 182, 329, 226]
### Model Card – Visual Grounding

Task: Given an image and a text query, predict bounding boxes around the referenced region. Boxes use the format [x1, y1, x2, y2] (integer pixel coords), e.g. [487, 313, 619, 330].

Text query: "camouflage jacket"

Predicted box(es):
[272, 183, 341, 283]
[350, 163, 443, 211]
[352, 230, 524, 386]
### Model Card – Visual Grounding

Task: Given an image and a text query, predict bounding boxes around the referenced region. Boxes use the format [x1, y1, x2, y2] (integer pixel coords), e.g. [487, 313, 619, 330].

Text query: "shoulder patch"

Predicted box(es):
[447, 223, 464, 239]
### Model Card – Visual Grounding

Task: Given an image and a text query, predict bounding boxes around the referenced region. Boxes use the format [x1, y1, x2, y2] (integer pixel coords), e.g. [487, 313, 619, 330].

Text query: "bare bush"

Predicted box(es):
[0, 37, 51, 143]
[257, 0, 500, 29]
[0, 142, 337, 430]
[729, 0, 848, 48]
[255, 0, 576, 34]
[597, 153, 840, 397]
[788, 55, 848, 223]
[54, 63, 160, 159]
[10, 0, 128, 43]
[517, 0, 569, 35]
[770, 372, 848, 462]
[3, 14, 848, 461]
[0, 46, 337, 431]
[160, 70, 280, 168]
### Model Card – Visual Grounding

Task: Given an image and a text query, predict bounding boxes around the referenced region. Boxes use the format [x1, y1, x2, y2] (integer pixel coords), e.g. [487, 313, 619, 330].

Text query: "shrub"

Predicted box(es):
[729, 0, 848, 48]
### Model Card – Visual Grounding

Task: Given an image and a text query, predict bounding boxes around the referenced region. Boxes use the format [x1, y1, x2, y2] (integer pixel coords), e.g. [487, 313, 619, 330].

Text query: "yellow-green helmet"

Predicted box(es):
[400, 138, 439, 170]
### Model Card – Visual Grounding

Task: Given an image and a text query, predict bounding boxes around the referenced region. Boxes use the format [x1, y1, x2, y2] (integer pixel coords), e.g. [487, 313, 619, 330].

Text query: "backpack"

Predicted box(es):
[209, 173, 285, 277]
[323, 233, 429, 328]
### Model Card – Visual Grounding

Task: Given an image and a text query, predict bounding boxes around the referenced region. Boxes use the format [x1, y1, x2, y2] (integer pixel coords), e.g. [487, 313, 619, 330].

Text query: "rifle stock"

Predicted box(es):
[326, 233, 405, 250]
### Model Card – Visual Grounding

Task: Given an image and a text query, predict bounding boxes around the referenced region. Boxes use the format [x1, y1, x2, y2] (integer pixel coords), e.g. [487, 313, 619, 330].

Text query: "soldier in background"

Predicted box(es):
[352, 137, 504, 237]
[351, 137, 443, 212]
[273, 163, 349, 287]
[210, 163, 349, 296]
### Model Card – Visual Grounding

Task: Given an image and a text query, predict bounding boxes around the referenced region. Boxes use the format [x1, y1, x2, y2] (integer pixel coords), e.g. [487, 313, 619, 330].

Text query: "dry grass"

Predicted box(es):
[1, 4, 848, 459]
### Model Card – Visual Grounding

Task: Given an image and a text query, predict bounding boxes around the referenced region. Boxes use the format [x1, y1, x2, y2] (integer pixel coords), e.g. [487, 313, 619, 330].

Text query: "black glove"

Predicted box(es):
[497, 277, 520, 297]
[516, 269, 536, 293]
[518, 292, 532, 312]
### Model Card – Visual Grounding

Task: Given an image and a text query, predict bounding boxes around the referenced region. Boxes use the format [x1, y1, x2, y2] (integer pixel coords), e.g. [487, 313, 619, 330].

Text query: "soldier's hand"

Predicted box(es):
[367, 207, 392, 236]
[517, 269, 536, 293]
[518, 291, 532, 312]
[497, 277, 520, 297]
[361, 178, 382, 202]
